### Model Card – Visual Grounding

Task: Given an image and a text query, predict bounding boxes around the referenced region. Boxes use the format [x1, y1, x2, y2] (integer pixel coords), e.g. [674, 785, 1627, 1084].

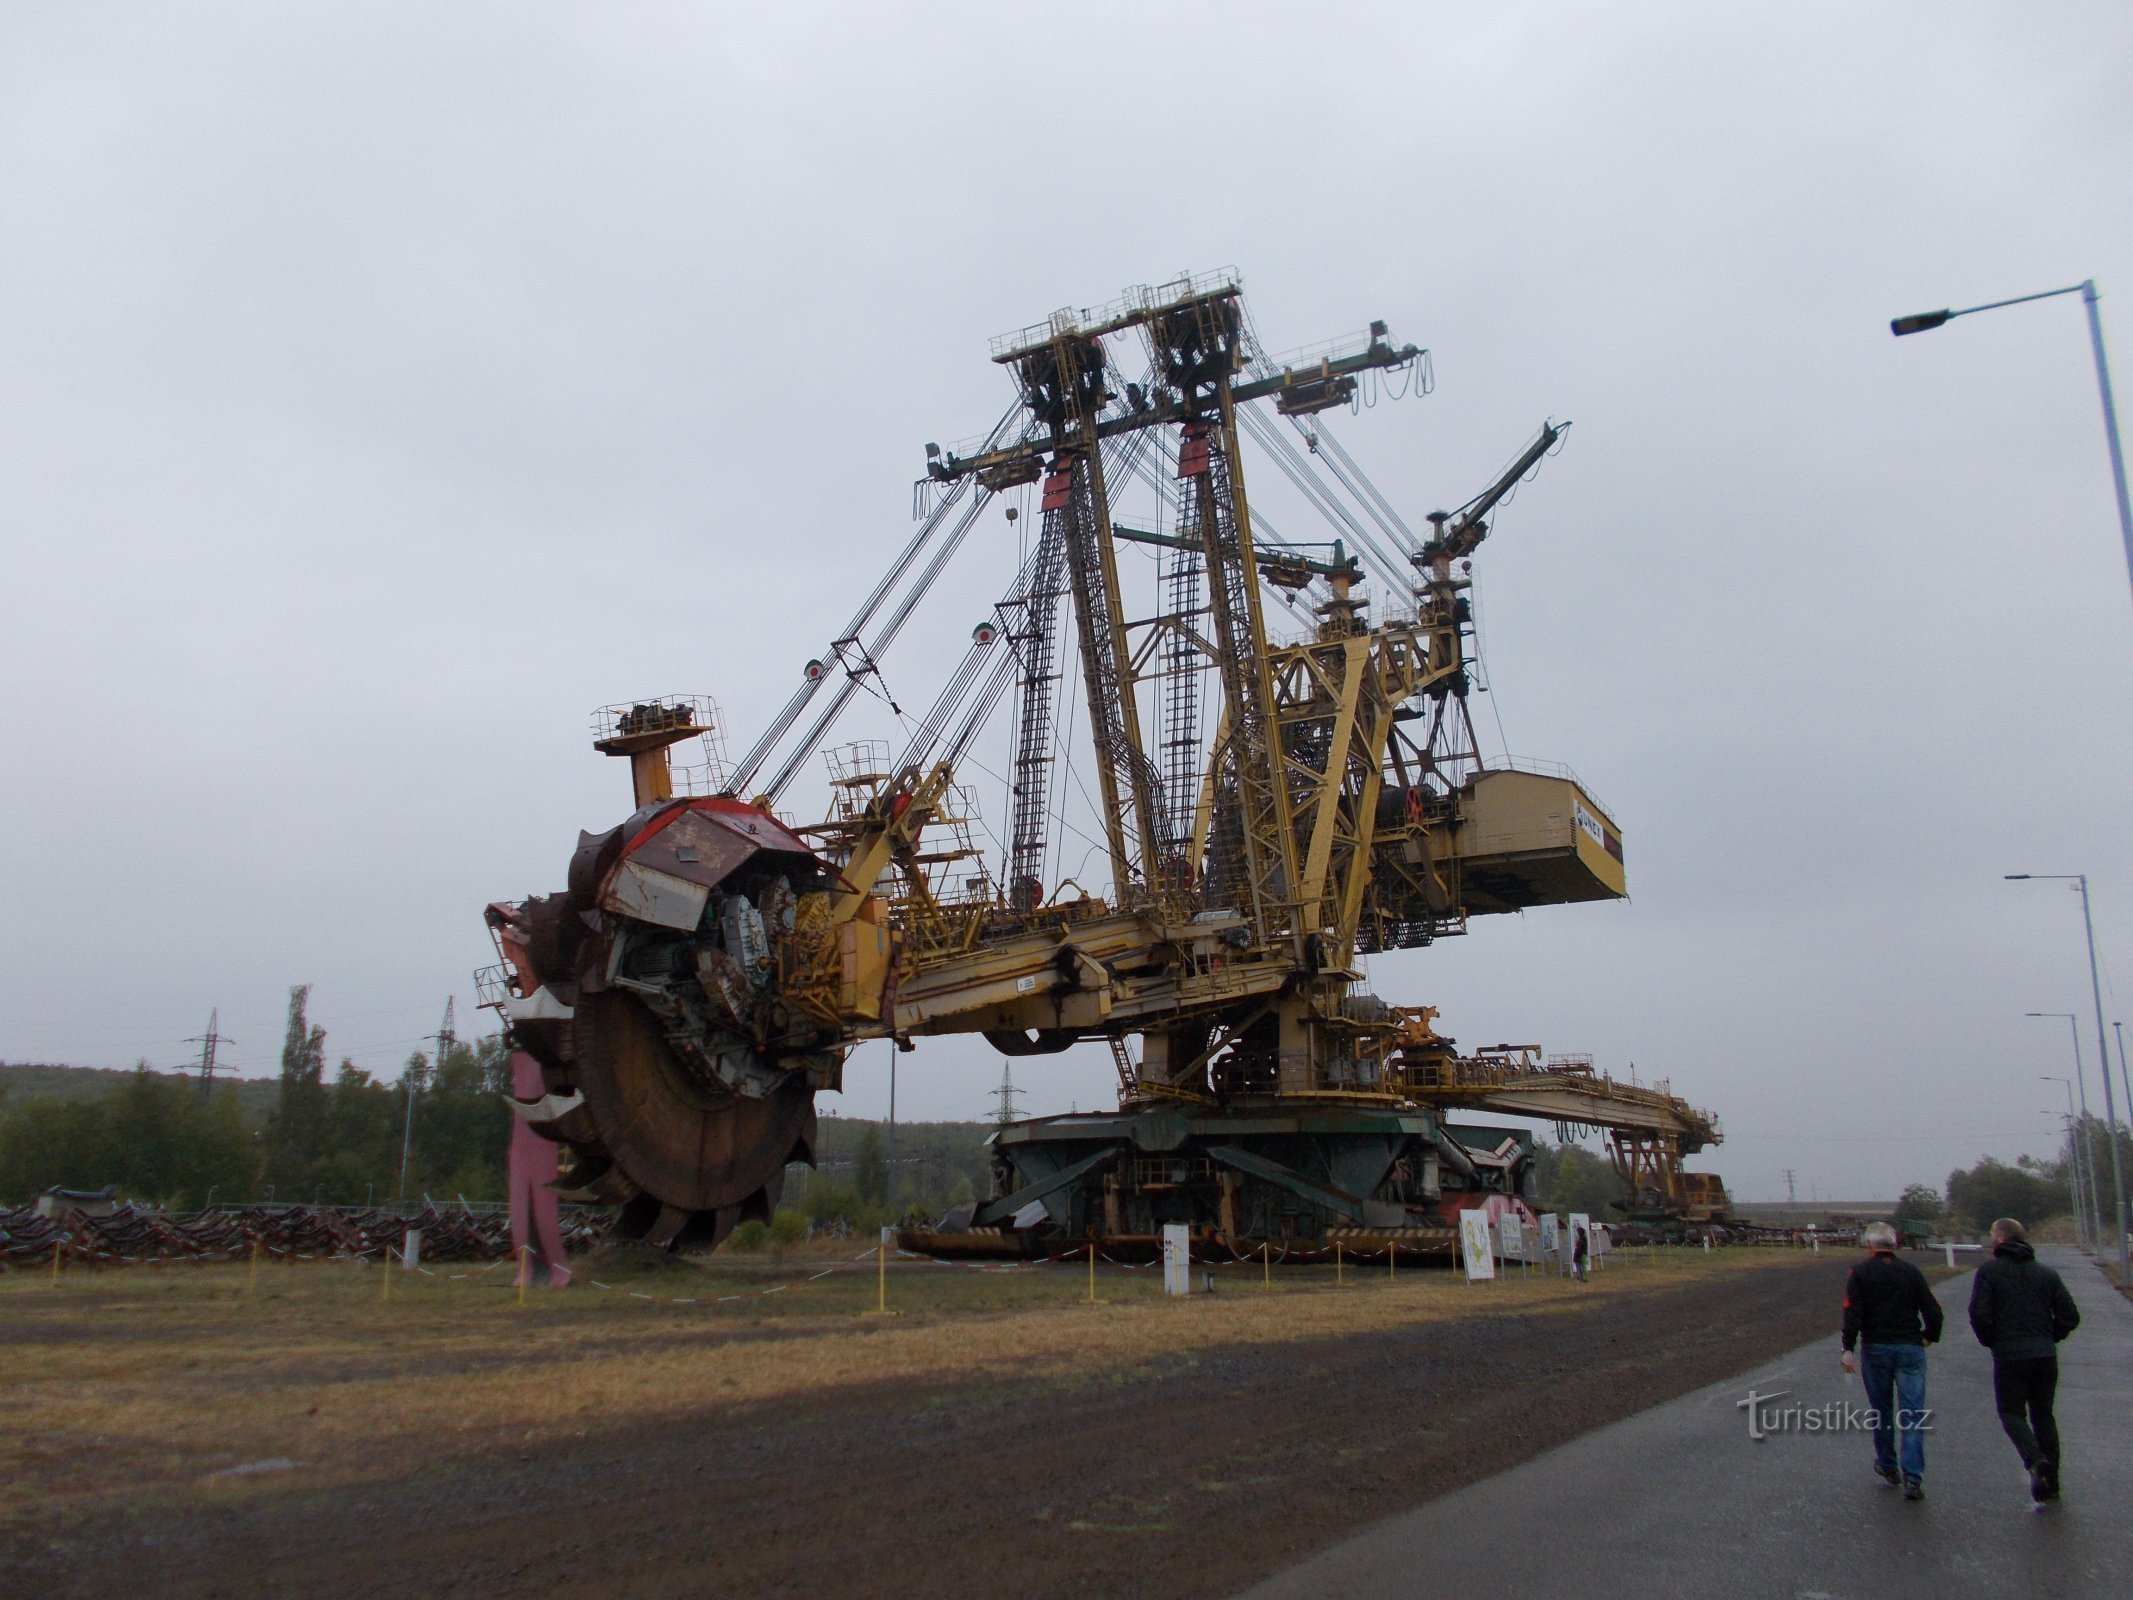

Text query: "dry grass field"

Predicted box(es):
[0, 1243, 1868, 1599]
[2, 1242, 1803, 1525]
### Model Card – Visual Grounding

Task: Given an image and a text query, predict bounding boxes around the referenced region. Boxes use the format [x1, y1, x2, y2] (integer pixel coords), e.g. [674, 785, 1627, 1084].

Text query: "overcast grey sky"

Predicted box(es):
[5, 4, 2132, 1203]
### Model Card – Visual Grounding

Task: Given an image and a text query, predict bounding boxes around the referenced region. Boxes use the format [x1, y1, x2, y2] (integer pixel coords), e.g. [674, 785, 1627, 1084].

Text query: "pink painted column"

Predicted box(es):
[508, 1049, 572, 1287]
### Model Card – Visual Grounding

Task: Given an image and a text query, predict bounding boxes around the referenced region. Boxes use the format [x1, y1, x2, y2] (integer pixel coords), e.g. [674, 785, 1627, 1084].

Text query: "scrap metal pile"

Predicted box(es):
[485, 272, 1729, 1260]
[0, 1201, 608, 1268]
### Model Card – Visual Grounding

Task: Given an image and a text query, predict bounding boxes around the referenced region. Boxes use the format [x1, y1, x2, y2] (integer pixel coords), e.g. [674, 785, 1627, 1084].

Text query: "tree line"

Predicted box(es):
[776, 1117, 989, 1235]
[55, 994, 2022, 1239]
[1527, 1140, 1629, 1216]
[0, 986, 513, 1210]
[1891, 1115, 2133, 1237]
[0, 986, 990, 1224]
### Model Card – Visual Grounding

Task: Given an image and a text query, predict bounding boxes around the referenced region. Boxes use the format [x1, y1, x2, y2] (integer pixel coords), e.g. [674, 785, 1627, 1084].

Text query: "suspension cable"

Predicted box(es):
[728, 402, 1019, 794]
[1236, 404, 1411, 593]
[759, 484, 995, 803]
[895, 428, 1154, 776]
[1292, 413, 1419, 554]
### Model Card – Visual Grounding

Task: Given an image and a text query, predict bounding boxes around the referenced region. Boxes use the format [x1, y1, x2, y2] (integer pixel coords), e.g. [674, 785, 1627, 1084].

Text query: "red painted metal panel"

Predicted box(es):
[1177, 424, 1210, 478]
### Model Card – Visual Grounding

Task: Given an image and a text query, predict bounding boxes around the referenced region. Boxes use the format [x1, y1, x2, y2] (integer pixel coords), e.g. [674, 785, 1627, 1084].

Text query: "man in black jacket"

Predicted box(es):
[1968, 1216, 2081, 1504]
[1840, 1221, 1944, 1500]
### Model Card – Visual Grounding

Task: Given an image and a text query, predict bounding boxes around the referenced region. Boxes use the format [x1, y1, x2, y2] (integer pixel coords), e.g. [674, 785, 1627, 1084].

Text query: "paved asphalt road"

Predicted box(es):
[1240, 1248, 2131, 1600]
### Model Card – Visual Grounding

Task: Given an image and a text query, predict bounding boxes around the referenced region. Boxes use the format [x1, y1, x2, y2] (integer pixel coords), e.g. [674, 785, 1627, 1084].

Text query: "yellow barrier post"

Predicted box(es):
[1086, 1241, 1097, 1304]
[860, 1227, 898, 1316]
[1389, 1239, 1397, 1282]
[1336, 1239, 1344, 1286]
[51, 1239, 62, 1286]
[517, 1246, 529, 1309]
[1261, 1241, 1270, 1287]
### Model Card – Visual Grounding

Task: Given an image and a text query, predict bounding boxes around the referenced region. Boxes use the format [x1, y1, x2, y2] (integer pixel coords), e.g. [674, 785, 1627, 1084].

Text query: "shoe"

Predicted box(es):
[1903, 1478, 1924, 1501]
[2039, 1464, 2061, 1503]
[1875, 1464, 1901, 1486]
[2029, 1466, 2050, 1503]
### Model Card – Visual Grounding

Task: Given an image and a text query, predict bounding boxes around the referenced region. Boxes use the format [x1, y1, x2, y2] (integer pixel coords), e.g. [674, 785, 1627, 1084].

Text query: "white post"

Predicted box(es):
[1161, 1223, 1191, 1296]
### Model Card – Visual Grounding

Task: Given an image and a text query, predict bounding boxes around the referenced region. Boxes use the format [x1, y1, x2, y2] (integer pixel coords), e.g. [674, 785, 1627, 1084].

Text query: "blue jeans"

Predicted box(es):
[1860, 1343, 1928, 1482]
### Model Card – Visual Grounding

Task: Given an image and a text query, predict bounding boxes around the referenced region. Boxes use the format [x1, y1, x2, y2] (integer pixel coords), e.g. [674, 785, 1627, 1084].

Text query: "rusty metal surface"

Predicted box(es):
[570, 989, 814, 1216]
[487, 788, 836, 1248]
[625, 807, 756, 890]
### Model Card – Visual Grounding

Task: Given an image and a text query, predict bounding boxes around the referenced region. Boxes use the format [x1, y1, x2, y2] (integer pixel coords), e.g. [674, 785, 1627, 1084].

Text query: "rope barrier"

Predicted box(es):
[14, 1204, 1660, 1310]
[12, 1226, 1691, 1315]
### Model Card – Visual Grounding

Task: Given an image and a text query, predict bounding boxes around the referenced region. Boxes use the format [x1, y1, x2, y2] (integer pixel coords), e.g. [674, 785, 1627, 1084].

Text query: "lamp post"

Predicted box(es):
[2115, 1021, 2133, 1178]
[398, 1053, 426, 1203]
[1893, 281, 2133, 606]
[2026, 1012, 2099, 1249]
[2041, 1075, 2090, 1250]
[2011, 874, 2129, 1267]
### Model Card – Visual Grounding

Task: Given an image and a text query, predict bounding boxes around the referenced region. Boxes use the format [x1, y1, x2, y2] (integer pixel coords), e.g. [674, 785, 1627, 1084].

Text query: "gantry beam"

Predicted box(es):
[931, 336, 1423, 485]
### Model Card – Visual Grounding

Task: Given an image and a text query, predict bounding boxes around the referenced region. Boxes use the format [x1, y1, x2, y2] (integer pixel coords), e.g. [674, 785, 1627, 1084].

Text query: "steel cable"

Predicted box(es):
[760, 485, 994, 802]
[1236, 404, 1411, 593]
[731, 402, 1020, 793]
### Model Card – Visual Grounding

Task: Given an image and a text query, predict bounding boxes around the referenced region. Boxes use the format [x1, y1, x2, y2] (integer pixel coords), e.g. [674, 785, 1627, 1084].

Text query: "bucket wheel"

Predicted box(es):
[542, 989, 815, 1250]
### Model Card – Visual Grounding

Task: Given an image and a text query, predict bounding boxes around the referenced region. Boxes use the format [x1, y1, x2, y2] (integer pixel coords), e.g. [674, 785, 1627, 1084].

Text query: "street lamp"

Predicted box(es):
[2040, 1074, 2090, 1249]
[399, 1054, 426, 1204]
[1894, 282, 2133, 605]
[2011, 874, 2130, 1267]
[2030, 1015, 2098, 1254]
[2115, 1021, 2133, 1178]
[2026, 1013, 2099, 1249]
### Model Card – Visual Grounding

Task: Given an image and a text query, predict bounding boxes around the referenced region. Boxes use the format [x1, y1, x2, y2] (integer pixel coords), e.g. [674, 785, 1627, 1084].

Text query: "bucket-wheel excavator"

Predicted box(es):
[481, 272, 1726, 1257]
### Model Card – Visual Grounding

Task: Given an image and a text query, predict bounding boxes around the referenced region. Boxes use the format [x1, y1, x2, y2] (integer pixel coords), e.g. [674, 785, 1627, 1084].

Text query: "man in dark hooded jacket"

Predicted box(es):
[1968, 1216, 2081, 1503]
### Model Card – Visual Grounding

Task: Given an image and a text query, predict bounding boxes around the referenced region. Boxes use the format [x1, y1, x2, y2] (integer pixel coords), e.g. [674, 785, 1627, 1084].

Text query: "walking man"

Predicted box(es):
[1968, 1216, 2081, 1504]
[1571, 1221, 1589, 1283]
[1840, 1221, 1943, 1501]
